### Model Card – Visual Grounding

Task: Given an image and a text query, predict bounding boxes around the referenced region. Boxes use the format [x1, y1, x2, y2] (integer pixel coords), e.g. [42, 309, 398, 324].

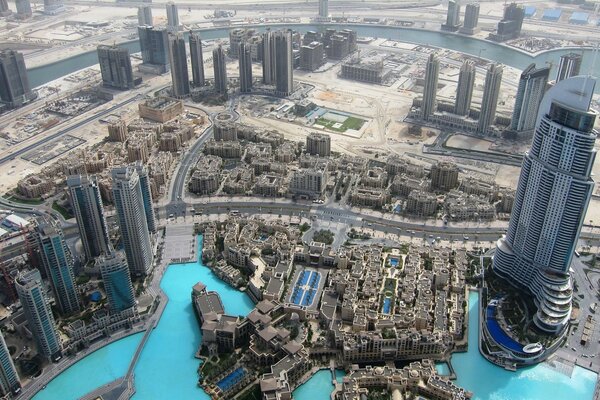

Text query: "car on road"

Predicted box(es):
[463, 236, 470, 240]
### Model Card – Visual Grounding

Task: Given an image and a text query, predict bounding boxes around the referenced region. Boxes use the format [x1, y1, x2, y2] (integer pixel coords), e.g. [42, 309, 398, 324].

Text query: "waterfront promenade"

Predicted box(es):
[22, 225, 197, 400]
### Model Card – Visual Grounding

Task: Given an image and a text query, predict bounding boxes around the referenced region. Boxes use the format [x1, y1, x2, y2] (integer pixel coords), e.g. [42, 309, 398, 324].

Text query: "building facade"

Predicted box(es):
[477, 63, 503, 135]
[460, 3, 480, 35]
[97, 45, 135, 90]
[441, 0, 461, 31]
[274, 30, 294, 96]
[454, 60, 476, 116]
[510, 63, 549, 134]
[137, 5, 152, 26]
[556, 53, 582, 83]
[98, 251, 136, 313]
[0, 332, 20, 396]
[138, 26, 169, 73]
[421, 53, 440, 121]
[0, 50, 37, 108]
[166, 1, 179, 31]
[213, 45, 228, 95]
[67, 174, 111, 261]
[15, 270, 62, 361]
[112, 166, 154, 276]
[189, 31, 205, 87]
[35, 222, 80, 315]
[306, 132, 331, 157]
[239, 42, 253, 93]
[493, 77, 597, 334]
[168, 32, 190, 97]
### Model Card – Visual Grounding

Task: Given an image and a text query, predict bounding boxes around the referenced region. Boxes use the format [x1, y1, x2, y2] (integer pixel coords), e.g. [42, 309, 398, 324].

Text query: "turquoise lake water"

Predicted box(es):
[451, 291, 597, 400]
[33, 239, 597, 400]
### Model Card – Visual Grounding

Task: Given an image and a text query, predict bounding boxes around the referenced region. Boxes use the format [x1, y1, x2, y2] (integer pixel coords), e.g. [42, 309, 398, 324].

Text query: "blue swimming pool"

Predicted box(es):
[389, 258, 399, 267]
[485, 303, 525, 354]
[382, 297, 392, 314]
[216, 367, 246, 391]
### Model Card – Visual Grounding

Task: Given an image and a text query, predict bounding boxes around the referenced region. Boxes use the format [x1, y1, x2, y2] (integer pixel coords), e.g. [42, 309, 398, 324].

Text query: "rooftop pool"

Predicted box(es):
[32, 238, 597, 400]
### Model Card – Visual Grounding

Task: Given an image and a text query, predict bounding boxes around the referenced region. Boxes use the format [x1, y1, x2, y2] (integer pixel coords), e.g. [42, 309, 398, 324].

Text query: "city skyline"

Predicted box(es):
[1, 3, 599, 399]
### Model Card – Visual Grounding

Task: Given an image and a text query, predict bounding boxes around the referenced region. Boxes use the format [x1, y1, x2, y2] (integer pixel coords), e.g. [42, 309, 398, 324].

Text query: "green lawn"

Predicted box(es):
[316, 115, 366, 132]
[4, 195, 44, 205]
[52, 201, 73, 219]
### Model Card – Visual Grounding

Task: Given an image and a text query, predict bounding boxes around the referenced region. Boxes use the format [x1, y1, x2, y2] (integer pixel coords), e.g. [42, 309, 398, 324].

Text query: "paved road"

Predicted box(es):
[0, 94, 142, 166]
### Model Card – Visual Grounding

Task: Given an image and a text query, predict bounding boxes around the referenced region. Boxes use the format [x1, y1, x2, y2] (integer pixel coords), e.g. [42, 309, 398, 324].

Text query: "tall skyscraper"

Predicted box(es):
[168, 32, 190, 97]
[97, 251, 136, 313]
[556, 53, 582, 83]
[43, 0, 63, 14]
[460, 3, 480, 35]
[0, 0, 11, 16]
[134, 162, 157, 234]
[493, 76, 597, 334]
[67, 175, 111, 261]
[239, 42, 252, 93]
[441, 0, 461, 31]
[137, 5, 153, 26]
[454, 60, 476, 116]
[112, 166, 154, 277]
[490, 2, 524, 41]
[213, 44, 228, 95]
[421, 53, 439, 121]
[477, 63, 503, 134]
[189, 31, 205, 87]
[274, 30, 294, 96]
[166, 1, 179, 31]
[15, 0, 32, 19]
[0, 332, 20, 396]
[0, 50, 37, 108]
[138, 26, 169, 73]
[97, 45, 135, 90]
[262, 29, 276, 85]
[318, 0, 328, 18]
[34, 222, 80, 315]
[15, 269, 62, 361]
[510, 63, 549, 134]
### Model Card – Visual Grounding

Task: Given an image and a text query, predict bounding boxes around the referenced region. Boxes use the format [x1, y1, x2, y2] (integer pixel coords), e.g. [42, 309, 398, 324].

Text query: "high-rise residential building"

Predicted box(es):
[97, 251, 136, 313]
[137, 5, 153, 26]
[441, 0, 461, 31]
[0, 332, 20, 396]
[112, 166, 154, 277]
[229, 28, 247, 58]
[477, 63, 503, 134]
[0, 0, 11, 16]
[168, 32, 190, 97]
[493, 76, 597, 334]
[239, 42, 252, 93]
[43, 0, 63, 14]
[460, 3, 480, 35]
[430, 161, 459, 191]
[556, 53, 582, 83]
[34, 222, 80, 315]
[0, 50, 37, 108]
[15, 269, 62, 361]
[133, 162, 157, 234]
[15, 0, 32, 19]
[300, 41, 324, 71]
[306, 132, 331, 157]
[67, 175, 111, 261]
[166, 1, 179, 31]
[189, 31, 205, 87]
[421, 53, 439, 121]
[274, 30, 294, 96]
[138, 26, 169, 74]
[213, 44, 228, 95]
[490, 2, 524, 42]
[262, 29, 276, 85]
[510, 63, 549, 134]
[454, 60, 476, 116]
[318, 0, 328, 18]
[97, 45, 135, 90]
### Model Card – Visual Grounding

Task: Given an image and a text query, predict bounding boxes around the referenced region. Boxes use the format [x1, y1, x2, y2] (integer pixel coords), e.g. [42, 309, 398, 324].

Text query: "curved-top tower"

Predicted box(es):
[493, 76, 597, 334]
